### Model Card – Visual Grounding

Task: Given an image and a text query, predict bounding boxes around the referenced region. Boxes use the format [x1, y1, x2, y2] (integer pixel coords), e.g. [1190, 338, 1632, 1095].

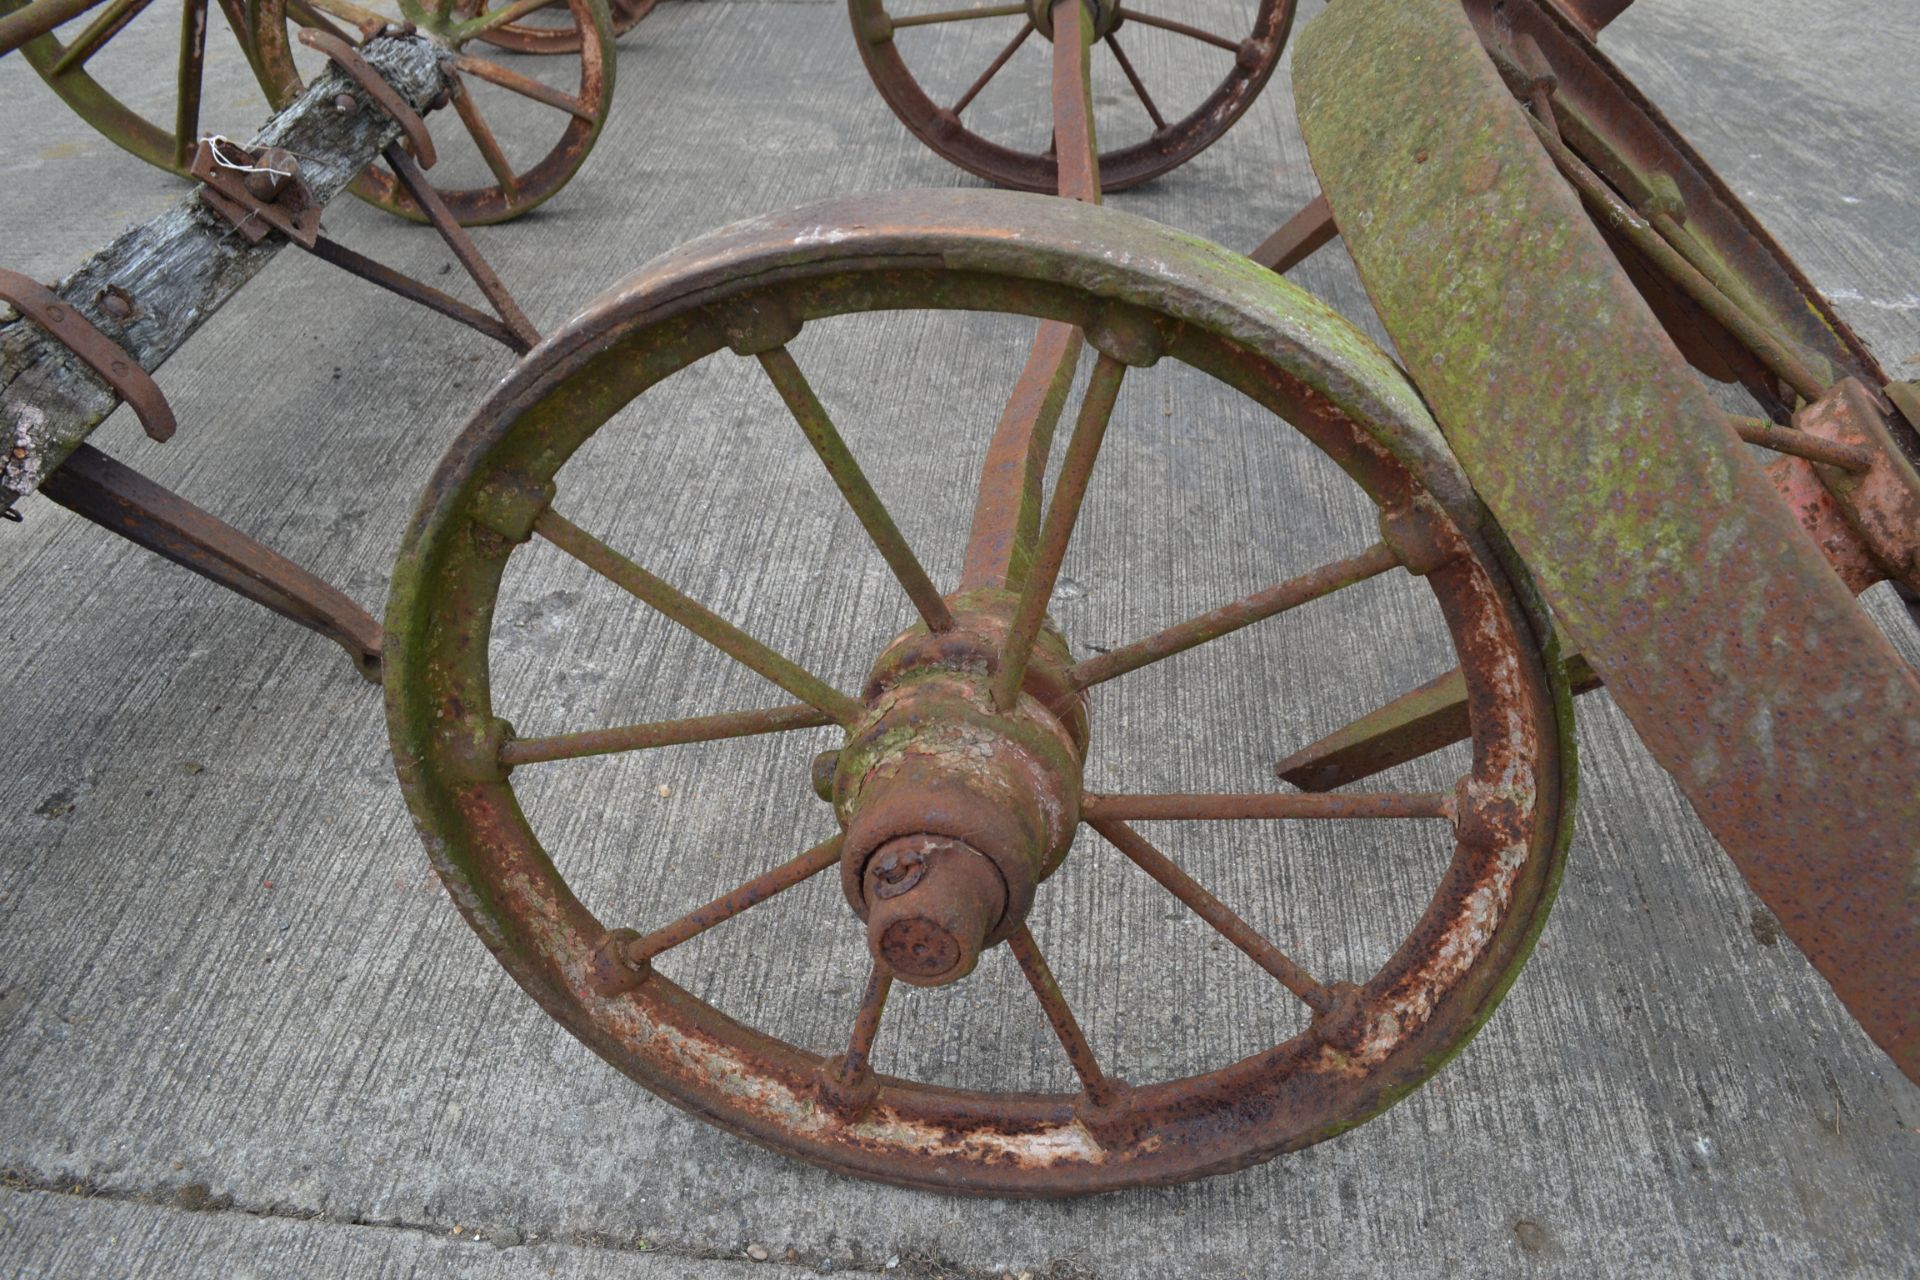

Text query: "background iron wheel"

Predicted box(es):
[248, 0, 614, 224]
[849, 0, 1294, 192]
[2, 0, 259, 176]
[472, 0, 649, 56]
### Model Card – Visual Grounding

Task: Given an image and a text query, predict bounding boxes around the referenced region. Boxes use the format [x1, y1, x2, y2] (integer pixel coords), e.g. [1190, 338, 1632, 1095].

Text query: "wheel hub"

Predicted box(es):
[1025, 0, 1123, 41]
[832, 592, 1088, 986]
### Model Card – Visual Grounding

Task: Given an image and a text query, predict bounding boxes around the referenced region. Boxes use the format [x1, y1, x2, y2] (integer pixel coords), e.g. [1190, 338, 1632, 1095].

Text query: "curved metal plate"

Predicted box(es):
[1295, 0, 1920, 1078]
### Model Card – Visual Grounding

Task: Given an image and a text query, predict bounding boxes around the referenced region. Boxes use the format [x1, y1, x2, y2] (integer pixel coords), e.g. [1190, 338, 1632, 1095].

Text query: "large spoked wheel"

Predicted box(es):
[472, 0, 648, 54]
[248, 0, 614, 224]
[386, 190, 1575, 1195]
[850, 0, 1294, 192]
[4, 0, 255, 176]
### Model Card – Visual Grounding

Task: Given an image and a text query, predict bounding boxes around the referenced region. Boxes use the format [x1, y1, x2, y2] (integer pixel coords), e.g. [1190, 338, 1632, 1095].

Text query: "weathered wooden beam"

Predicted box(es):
[0, 33, 449, 510]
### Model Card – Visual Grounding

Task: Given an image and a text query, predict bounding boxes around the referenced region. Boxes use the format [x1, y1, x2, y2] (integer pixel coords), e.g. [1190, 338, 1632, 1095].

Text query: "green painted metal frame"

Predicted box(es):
[1293, 0, 1919, 1079]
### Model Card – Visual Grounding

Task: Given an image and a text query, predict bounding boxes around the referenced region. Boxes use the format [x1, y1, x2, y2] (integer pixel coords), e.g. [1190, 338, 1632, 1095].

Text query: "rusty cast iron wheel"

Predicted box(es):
[1460, 0, 1915, 459]
[248, 0, 614, 224]
[4, 0, 252, 177]
[472, 0, 650, 55]
[850, 0, 1294, 192]
[385, 190, 1575, 1194]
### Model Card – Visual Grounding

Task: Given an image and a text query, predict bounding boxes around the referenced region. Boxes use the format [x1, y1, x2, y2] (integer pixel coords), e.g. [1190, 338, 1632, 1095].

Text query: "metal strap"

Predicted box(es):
[0, 269, 177, 443]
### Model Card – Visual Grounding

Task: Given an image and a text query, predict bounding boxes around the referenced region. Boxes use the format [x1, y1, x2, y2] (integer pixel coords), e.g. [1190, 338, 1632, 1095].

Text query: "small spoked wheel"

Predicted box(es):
[385, 190, 1573, 1194]
[248, 0, 614, 224]
[471, 0, 649, 54]
[5, 0, 251, 175]
[850, 0, 1294, 192]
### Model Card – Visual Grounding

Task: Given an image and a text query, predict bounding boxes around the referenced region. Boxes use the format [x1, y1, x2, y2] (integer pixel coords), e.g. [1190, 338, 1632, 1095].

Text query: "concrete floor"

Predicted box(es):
[2, 0, 1917, 1275]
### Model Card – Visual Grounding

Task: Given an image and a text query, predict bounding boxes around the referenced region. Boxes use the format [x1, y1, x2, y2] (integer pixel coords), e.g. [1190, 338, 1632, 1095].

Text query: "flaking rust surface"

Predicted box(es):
[0, 0, 1916, 1275]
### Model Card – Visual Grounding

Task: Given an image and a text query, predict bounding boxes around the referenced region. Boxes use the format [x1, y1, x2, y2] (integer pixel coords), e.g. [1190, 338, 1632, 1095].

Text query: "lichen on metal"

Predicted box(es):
[1294, 0, 1920, 1078]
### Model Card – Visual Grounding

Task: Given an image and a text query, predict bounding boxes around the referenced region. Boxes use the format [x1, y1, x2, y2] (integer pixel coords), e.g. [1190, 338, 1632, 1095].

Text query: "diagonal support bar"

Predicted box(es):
[960, 321, 1084, 592]
[38, 444, 382, 680]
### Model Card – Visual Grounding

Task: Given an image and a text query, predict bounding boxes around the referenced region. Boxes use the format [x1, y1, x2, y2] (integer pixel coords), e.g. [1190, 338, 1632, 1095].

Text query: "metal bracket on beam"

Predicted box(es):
[0, 268, 177, 442]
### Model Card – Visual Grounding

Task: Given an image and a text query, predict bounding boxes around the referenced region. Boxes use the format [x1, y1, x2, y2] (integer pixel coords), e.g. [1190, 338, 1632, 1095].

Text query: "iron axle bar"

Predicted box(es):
[38, 444, 382, 680]
[960, 321, 1083, 591]
[992, 352, 1126, 708]
[1250, 193, 1339, 274]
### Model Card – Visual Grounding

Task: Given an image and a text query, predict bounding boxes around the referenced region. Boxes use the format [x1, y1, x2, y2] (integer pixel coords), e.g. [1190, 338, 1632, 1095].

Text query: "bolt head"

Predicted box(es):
[810, 749, 839, 802]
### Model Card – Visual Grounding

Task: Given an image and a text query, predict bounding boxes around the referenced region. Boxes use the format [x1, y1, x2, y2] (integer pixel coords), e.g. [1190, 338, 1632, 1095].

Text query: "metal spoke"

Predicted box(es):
[1732, 415, 1873, 471]
[299, 0, 388, 39]
[757, 346, 955, 633]
[285, 0, 354, 42]
[0, 0, 114, 58]
[1081, 791, 1456, 821]
[960, 321, 1083, 592]
[453, 53, 596, 120]
[171, 0, 208, 169]
[1090, 818, 1331, 1011]
[1103, 32, 1165, 131]
[450, 73, 520, 197]
[836, 965, 893, 1084]
[500, 703, 833, 768]
[48, 0, 154, 76]
[618, 837, 843, 966]
[1114, 7, 1237, 52]
[950, 21, 1031, 115]
[893, 1, 1024, 26]
[991, 352, 1126, 709]
[455, 0, 566, 40]
[1064, 541, 1400, 693]
[533, 507, 865, 726]
[1005, 926, 1119, 1106]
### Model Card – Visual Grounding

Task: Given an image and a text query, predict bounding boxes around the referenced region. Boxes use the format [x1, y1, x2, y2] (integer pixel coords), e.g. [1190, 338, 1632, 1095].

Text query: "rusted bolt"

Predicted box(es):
[333, 92, 359, 114]
[869, 849, 927, 899]
[98, 286, 135, 320]
[243, 147, 299, 202]
[585, 928, 649, 997]
[811, 750, 839, 802]
[862, 835, 1006, 987]
[1378, 497, 1460, 576]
